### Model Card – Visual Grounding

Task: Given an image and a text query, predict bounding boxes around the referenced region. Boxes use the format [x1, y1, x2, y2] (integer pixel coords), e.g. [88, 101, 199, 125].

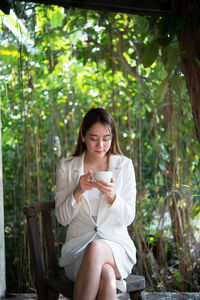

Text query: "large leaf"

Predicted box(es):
[172, 74, 184, 98]
[156, 77, 169, 101]
[141, 40, 159, 67]
[162, 46, 179, 72]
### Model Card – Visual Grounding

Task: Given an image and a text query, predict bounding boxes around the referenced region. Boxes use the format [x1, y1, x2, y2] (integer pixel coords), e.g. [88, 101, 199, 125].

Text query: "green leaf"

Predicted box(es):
[195, 57, 200, 68]
[141, 40, 159, 67]
[159, 162, 166, 171]
[191, 206, 200, 218]
[156, 77, 169, 101]
[49, 6, 65, 28]
[172, 74, 184, 98]
[166, 47, 179, 72]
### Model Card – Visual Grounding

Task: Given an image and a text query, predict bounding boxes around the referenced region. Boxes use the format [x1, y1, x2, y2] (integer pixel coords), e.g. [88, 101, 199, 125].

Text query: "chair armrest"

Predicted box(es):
[23, 200, 55, 216]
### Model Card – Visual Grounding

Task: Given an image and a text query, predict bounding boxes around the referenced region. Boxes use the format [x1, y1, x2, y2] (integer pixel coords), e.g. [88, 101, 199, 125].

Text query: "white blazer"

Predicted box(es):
[55, 152, 137, 267]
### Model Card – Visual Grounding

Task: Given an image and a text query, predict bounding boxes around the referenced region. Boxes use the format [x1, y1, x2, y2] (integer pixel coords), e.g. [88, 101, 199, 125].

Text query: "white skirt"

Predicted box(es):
[64, 235, 133, 282]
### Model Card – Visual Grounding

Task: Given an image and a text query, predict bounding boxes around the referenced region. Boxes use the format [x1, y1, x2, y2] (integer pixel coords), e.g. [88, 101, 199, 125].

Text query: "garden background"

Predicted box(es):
[0, 1, 200, 294]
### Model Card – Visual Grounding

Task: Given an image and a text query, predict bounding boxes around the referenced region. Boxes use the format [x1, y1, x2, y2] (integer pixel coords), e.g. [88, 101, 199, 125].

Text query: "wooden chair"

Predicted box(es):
[23, 200, 146, 300]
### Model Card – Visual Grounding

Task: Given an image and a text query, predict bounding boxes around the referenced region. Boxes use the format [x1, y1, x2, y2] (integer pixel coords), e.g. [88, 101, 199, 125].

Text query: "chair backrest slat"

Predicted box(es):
[23, 201, 57, 299]
[42, 210, 59, 277]
[24, 209, 48, 300]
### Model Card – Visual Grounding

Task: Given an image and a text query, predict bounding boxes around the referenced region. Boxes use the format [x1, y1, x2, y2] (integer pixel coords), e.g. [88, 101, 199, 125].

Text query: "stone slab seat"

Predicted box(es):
[23, 200, 146, 300]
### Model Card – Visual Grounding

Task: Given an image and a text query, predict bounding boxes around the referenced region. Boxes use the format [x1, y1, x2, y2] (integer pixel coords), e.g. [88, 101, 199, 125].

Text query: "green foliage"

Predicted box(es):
[141, 40, 159, 67]
[156, 76, 169, 101]
[0, 2, 200, 293]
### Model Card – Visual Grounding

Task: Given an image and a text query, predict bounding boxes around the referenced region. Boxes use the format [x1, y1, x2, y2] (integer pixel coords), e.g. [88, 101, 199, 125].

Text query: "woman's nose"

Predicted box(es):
[97, 139, 103, 146]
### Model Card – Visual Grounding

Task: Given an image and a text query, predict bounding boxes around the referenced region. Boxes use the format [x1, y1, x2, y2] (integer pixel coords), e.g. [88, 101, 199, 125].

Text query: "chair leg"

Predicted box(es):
[37, 289, 48, 300]
[129, 290, 146, 300]
[48, 290, 60, 300]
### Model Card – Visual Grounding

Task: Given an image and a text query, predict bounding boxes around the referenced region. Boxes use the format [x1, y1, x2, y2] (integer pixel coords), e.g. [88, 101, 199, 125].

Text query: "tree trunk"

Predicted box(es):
[173, 0, 200, 142]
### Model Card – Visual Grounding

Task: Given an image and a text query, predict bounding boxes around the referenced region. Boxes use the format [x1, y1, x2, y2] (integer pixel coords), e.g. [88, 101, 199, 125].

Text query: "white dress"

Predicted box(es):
[64, 188, 133, 283]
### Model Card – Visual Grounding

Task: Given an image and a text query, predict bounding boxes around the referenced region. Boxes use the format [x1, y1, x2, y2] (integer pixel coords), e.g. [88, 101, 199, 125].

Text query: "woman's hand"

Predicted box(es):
[94, 178, 116, 204]
[73, 170, 94, 203]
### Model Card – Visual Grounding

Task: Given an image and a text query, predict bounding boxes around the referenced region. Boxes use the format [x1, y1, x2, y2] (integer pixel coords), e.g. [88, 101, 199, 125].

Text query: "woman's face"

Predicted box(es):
[83, 122, 112, 159]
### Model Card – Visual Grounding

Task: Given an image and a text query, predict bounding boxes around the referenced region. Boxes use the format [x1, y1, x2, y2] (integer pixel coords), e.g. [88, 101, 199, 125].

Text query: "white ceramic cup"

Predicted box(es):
[93, 171, 112, 182]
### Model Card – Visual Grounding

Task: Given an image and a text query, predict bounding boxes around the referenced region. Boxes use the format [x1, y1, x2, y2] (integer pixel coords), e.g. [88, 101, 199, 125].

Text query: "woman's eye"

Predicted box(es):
[89, 137, 111, 142]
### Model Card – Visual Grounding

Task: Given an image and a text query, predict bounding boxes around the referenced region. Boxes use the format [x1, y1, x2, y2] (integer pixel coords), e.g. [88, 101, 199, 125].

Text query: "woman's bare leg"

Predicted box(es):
[96, 263, 116, 300]
[73, 240, 120, 300]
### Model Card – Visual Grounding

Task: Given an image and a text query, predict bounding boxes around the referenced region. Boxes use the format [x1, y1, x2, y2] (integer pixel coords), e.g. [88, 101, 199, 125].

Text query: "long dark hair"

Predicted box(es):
[72, 107, 123, 156]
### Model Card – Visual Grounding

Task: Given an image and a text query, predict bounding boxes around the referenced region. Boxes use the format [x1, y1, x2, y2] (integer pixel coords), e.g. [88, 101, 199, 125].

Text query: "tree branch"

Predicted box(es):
[117, 31, 142, 84]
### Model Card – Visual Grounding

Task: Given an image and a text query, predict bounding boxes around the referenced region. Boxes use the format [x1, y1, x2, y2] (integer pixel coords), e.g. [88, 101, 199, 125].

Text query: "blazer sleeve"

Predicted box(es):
[55, 158, 82, 226]
[109, 157, 136, 226]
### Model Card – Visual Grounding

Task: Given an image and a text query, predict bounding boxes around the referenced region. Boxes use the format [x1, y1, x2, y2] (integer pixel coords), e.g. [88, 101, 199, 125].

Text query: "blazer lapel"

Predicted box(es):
[72, 152, 91, 208]
[108, 154, 121, 183]
[73, 152, 85, 174]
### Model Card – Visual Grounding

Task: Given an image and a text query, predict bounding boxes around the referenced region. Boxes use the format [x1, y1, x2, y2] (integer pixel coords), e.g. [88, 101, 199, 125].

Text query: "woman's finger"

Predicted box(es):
[95, 180, 114, 188]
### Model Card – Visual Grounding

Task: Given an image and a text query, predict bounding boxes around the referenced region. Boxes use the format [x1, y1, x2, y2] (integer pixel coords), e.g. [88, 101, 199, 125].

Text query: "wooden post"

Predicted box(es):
[172, 0, 200, 143]
[0, 102, 6, 297]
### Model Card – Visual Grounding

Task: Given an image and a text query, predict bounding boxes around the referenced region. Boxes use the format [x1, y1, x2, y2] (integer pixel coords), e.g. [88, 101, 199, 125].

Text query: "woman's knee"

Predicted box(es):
[84, 240, 103, 262]
[101, 264, 116, 286]
[83, 240, 118, 276]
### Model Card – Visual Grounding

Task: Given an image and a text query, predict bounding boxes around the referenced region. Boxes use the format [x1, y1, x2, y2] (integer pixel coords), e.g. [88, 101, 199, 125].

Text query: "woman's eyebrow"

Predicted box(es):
[88, 133, 111, 137]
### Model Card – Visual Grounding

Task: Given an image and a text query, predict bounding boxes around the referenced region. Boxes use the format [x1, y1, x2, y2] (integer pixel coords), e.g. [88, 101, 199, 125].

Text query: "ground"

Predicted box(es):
[2, 293, 200, 300]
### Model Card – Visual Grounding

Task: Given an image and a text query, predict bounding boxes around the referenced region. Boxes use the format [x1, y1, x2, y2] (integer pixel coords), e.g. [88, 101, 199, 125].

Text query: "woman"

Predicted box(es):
[55, 107, 136, 300]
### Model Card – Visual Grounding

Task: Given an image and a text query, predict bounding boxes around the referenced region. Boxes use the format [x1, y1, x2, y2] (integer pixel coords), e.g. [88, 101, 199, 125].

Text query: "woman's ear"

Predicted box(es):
[81, 131, 85, 143]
